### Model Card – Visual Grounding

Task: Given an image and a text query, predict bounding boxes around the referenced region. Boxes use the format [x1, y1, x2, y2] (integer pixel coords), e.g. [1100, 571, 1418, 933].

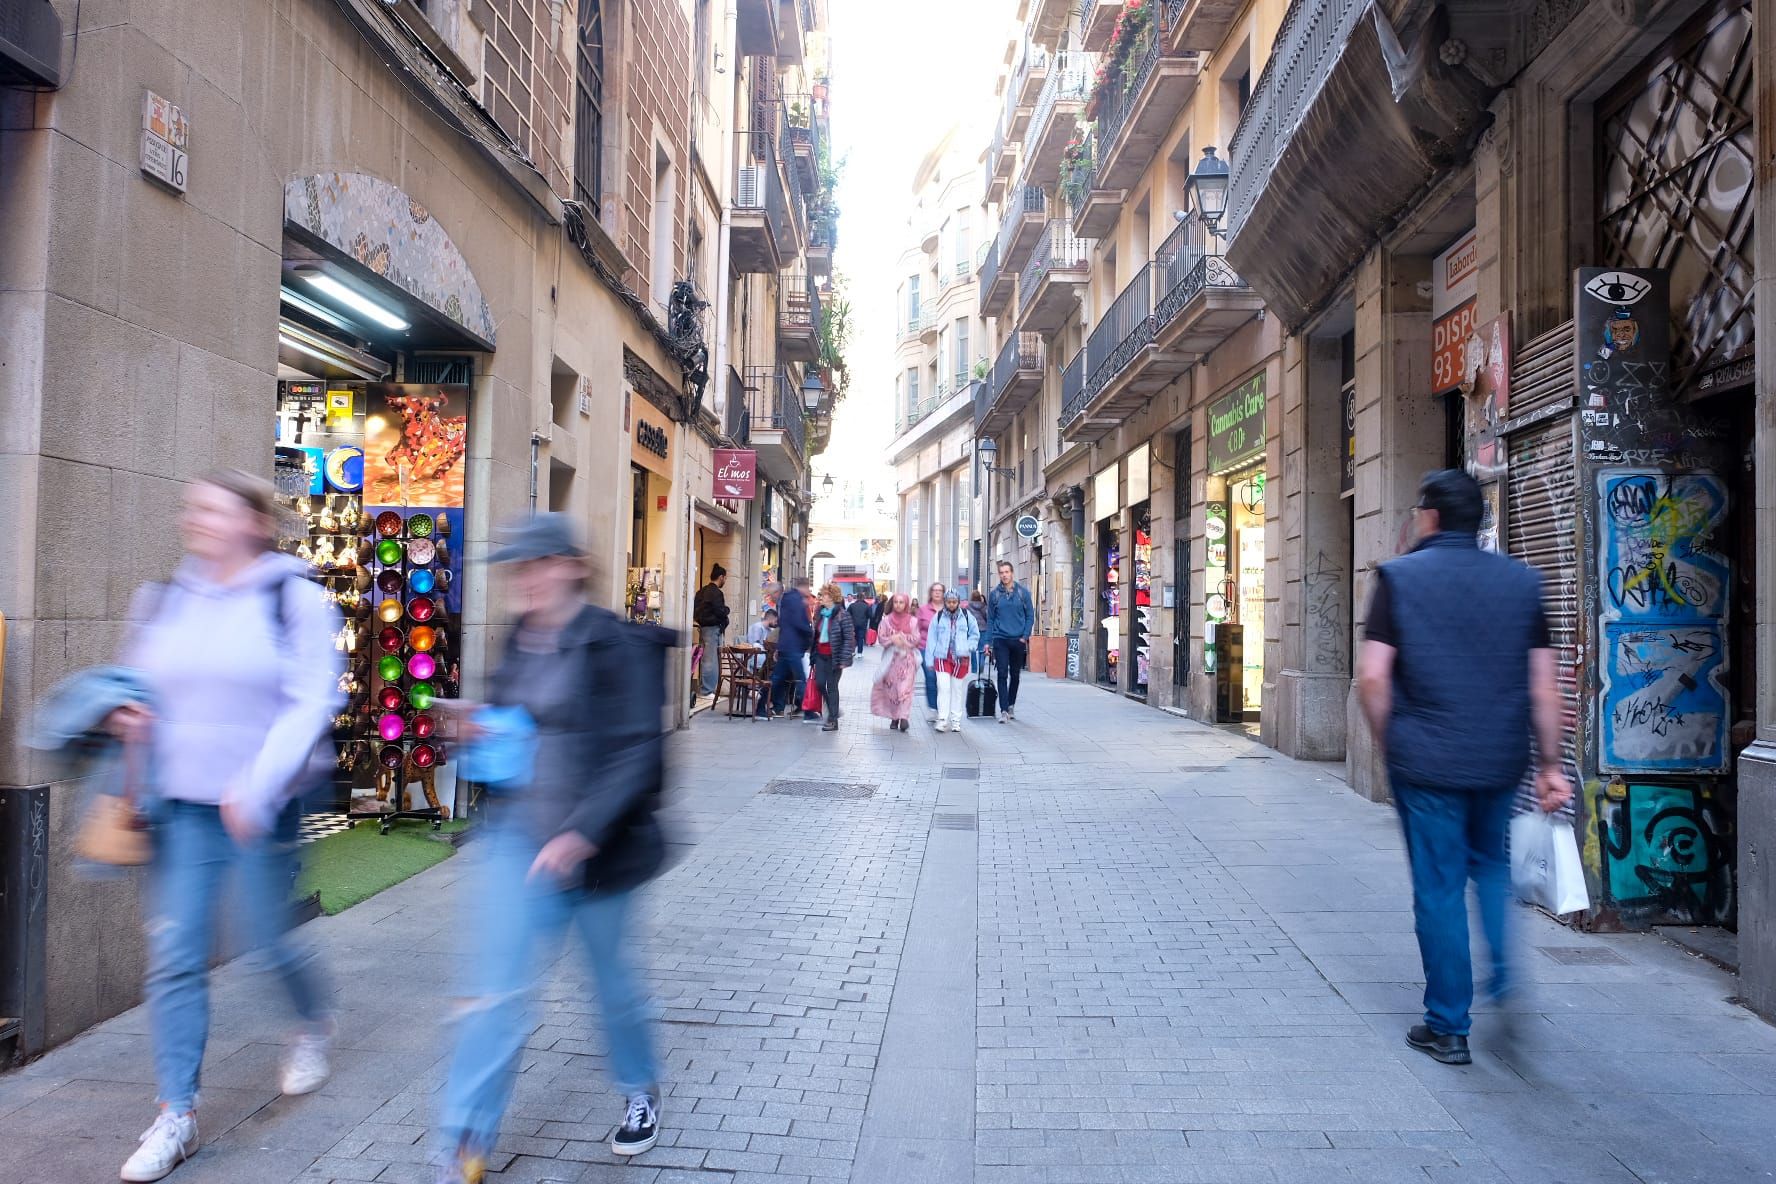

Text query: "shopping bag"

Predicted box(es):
[1510, 810, 1591, 915]
[74, 790, 151, 867]
[866, 628, 878, 647]
[801, 678, 822, 714]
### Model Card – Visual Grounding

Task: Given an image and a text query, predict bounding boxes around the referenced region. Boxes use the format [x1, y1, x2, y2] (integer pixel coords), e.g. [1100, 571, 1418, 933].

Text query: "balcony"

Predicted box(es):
[1066, 128, 1123, 240]
[1078, 0, 1121, 50]
[736, 0, 778, 57]
[779, 271, 821, 364]
[1014, 220, 1089, 336]
[1003, 42, 1049, 143]
[976, 331, 1046, 434]
[1152, 212, 1261, 352]
[723, 367, 750, 446]
[778, 0, 807, 64]
[1164, 0, 1244, 52]
[746, 365, 805, 483]
[998, 185, 1049, 273]
[986, 121, 1018, 203]
[1020, 51, 1093, 189]
[1026, 0, 1075, 44]
[785, 98, 821, 193]
[1092, 14, 1201, 192]
[807, 218, 834, 277]
[978, 241, 1009, 318]
[1057, 345, 1088, 436]
[733, 161, 793, 273]
[1224, 0, 1496, 326]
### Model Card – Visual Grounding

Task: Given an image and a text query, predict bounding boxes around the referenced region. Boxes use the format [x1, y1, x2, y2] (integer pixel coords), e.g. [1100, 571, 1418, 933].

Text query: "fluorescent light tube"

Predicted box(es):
[300, 271, 410, 331]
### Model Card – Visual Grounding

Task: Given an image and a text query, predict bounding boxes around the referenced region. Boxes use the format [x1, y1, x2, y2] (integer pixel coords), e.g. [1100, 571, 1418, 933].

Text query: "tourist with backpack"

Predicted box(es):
[435, 514, 673, 1183]
[113, 470, 343, 1182]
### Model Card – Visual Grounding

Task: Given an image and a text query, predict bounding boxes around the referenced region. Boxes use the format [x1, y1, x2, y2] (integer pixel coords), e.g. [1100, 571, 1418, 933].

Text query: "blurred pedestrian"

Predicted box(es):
[1356, 470, 1571, 1066]
[968, 587, 991, 690]
[870, 593, 920, 732]
[812, 583, 857, 732]
[869, 587, 889, 642]
[916, 582, 945, 719]
[692, 563, 730, 698]
[924, 587, 980, 734]
[847, 584, 875, 650]
[117, 469, 343, 1183]
[435, 514, 672, 1182]
[763, 577, 813, 719]
[986, 559, 1035, 722]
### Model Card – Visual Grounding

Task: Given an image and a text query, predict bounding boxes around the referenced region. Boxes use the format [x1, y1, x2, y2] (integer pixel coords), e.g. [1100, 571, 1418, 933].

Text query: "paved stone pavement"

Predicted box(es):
[4, 650, 1774, 1184]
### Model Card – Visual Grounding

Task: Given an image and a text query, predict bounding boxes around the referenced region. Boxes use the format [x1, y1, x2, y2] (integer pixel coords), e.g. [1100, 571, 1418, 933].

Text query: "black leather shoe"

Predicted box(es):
[821, 722, 839, 732]
[1406, 1024, 1471, 1065]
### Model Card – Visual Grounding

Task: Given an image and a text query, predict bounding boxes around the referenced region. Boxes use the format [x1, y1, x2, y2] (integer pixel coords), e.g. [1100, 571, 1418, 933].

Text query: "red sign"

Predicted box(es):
[713, 448, 758, 500]
[1432, 298, 1478, 394]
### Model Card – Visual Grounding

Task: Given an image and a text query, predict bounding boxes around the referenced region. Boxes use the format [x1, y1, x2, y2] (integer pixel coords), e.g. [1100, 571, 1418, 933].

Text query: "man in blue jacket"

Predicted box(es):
[986, 559, 1035, 722]
[763, 576, 814, 719]
[1357, 469, 1571, 1067]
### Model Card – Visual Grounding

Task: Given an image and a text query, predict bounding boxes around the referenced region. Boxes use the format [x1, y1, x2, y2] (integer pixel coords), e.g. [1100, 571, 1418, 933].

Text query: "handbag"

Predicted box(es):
[801, 677, 822, 713]
[866, 628, 878, 646]
[74, 742, 150, 867]
[1510, 809, 1591, 915]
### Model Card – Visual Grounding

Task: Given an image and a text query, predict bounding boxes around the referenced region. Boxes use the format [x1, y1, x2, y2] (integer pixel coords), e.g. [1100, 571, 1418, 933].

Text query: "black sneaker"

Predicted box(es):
[612, 1091, 659, 1156]
[1406, 1024, 1471, 1065]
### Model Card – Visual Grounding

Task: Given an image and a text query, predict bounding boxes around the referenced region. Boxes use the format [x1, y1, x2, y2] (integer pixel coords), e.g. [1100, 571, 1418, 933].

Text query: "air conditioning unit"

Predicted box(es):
[0, 0, 62, 89]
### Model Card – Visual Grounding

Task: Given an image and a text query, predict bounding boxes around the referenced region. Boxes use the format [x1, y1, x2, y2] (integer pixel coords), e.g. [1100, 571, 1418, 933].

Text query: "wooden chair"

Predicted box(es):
[720, 646, 770, 719]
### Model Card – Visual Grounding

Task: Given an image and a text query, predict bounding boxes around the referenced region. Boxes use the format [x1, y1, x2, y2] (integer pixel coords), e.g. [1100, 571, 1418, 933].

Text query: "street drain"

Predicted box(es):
[764, 780, 877, 799]
[932, 813, 977, 830]
[1178, 764, 1225, 772]
[1539, 946, 1629, 966]
[1235, 753, 1272, 760]
[943, 766, 979, 780]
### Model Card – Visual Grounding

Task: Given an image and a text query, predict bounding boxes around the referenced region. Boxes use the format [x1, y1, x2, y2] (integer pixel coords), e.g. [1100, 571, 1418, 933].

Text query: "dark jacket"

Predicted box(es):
[987, 581, 1034, 641]
[869, 596, 888, 630]
[489, 605, 677, 894]
[1378, 533, 1544, 792]
[847, 598, 873, 641]
[776, 587, 814, 661]
[693, 581, 730, 631]
[817, 603, 858, 667]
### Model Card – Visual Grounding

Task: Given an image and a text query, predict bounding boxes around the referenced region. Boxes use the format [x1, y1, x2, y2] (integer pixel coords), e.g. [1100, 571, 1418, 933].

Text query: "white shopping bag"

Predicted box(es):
[1510, 810, 1591, 916]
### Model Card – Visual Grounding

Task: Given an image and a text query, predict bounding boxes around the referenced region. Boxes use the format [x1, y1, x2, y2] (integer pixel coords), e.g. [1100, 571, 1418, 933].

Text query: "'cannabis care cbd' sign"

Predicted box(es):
[1206, 373, 1266, 475]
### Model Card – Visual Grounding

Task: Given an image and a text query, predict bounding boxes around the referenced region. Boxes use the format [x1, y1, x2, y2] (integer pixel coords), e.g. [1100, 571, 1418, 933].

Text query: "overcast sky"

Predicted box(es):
[814, 0, 1012, 492]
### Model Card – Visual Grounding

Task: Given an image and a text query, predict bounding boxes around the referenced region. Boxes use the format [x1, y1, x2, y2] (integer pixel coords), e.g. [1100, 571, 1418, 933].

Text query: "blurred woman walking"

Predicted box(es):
[916, 582, 945, 720]
[811, 583, 857, 732]
[870, 592, 920, 732]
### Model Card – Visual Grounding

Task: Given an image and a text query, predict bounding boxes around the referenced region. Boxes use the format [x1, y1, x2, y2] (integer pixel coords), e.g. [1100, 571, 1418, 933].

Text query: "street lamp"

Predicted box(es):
[975, 436, 1019, 586]
[1186, 146, 1230, 236]
[801, 369, 825, 411]
[821, 473, 835, 494]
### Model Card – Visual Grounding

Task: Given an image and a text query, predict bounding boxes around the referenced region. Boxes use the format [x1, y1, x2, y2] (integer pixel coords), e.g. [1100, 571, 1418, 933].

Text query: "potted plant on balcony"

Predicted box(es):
[1086, 0, 1153, 121]
[815, 278, 852, 404]
[972, 356, 990, 381]
[1060, 134, 1094, 210]
[812, 73, 829, 102]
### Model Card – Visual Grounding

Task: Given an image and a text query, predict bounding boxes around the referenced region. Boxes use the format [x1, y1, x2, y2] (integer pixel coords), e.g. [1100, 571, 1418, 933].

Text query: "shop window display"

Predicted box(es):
[1132, 506, 1153, 695]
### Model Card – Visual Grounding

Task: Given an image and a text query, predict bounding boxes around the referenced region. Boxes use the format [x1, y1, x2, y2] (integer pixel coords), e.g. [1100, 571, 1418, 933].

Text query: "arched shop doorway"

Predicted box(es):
[274, 173, 495, 831]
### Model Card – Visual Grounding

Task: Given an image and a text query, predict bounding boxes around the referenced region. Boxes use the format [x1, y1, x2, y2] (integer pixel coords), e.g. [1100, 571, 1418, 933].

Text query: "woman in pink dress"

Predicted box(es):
[870, 593, 921, 732]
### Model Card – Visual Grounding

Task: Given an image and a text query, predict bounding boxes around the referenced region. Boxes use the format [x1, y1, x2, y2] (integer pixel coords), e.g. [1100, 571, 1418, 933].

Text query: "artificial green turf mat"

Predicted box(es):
[297, 818, 471, 915]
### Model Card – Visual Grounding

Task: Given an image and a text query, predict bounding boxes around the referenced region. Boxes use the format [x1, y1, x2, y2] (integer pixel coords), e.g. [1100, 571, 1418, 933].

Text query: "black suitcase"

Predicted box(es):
[966, 673, 998, 719]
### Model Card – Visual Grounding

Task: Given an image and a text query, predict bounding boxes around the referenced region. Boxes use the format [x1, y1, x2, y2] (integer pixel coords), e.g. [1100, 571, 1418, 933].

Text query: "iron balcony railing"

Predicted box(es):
[1153, 210, 1246, 327]
[1163, 0, 1187, 22]
[724, 368, 749, 445]
[780, 270, 822, 339]
[746, 364, 804, 457]
[1002, 41, 1049, 127]
[1225, 0, 1367, 241]
[1019, 219, 1089, 301]
[784, 94, 821, 192]
[736, 162, 792, 257]
[1025, 51, 1093, 168]
[1084, 263, 1155, 399]
[991, 331, 1043, 402]
[1095, 10, 1166, 164]
[989, 185, 1047, 272]
[1066, 127, 1097, 226]
[978, 239, 1002, 300]
[972, 372, 995, 427]
[1059, 344, 1090, 429]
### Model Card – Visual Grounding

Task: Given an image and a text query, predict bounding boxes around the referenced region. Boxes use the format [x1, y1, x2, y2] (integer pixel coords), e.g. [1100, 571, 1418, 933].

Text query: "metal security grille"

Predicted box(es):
[573, 1, 606, 214]
[763, 781, 877, 799]
[1597, 2, 1754, 394]
[405, 356, 474, 386]
[931, 814, 978, 830]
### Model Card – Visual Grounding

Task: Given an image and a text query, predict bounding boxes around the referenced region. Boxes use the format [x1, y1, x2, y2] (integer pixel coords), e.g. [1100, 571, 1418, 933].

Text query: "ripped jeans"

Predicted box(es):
[439, 817, 657, 1153]
[144, 798, 330, 1114]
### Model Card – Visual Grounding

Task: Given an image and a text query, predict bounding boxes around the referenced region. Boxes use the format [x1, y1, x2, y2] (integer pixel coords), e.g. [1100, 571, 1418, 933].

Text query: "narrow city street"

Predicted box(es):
[0, 651, 1770, 1184]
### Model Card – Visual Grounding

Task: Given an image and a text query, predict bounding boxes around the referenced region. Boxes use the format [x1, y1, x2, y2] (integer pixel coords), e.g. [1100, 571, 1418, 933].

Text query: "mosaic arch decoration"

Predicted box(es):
[285, 172, 497, 347]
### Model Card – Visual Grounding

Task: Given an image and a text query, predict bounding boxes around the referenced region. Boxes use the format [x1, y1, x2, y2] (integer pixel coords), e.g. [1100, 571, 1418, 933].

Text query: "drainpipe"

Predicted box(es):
[529, 429, 544, 515]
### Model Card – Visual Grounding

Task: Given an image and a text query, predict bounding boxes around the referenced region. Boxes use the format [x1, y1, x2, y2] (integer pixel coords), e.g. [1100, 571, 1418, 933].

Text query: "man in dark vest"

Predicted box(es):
[1356, 469, 1571, 1066]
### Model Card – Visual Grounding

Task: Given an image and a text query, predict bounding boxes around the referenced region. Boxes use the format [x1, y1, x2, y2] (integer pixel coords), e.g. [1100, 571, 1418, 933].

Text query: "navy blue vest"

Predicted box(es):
[1380, 533, 1544, 792]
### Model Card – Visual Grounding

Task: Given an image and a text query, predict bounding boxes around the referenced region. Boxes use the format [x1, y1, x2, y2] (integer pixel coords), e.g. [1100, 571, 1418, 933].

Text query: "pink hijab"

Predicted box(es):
[883, 593, 917, 645]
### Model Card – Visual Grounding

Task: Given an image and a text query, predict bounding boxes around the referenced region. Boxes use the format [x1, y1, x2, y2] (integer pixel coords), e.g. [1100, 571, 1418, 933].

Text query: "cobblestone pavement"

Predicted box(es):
[4, 651, 1774, 1183]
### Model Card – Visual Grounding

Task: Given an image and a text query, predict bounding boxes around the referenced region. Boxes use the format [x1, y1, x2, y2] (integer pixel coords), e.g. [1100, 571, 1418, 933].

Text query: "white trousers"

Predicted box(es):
[938, 671, 970, 726]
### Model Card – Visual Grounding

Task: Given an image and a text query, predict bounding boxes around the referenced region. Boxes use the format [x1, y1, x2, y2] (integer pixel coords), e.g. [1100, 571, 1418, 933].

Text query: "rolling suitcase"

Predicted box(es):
[965, 669, 997, 719]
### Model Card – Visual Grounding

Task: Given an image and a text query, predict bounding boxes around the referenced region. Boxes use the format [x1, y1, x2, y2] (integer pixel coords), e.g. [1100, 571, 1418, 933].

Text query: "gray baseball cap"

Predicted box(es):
[489, 513, 585, 563]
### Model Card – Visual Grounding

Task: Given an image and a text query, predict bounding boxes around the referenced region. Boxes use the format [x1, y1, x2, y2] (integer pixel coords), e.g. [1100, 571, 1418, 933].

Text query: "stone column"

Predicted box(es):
[1345, 249, 1445, 800]
[1736, 0, 1776, 1021]
[1276, 334, 1353, 760]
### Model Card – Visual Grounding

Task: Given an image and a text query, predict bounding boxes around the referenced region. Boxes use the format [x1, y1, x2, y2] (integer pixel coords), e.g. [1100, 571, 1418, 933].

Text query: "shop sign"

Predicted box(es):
[1126, 443, 1150, 504]
[1431, 229, 1477, 318]
[1016, 514, 1040, 540]
[1433, 300, 1479, 393]
[140, 91, 189, 194]
[1206, 373, 1266, 475]
[636, 419, 669, 459]
[713, 448, 757, 499]
[1093, 464, 1120, 521]
[1339, 383, 1356, 495]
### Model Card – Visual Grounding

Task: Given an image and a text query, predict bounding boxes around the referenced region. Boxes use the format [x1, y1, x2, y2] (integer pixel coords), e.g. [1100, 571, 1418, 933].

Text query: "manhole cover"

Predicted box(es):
[932, 813, 977, 830]
[1539, 946, 1628, 966]
[764, 780, 877, 799]
[943, 766, 979, 780]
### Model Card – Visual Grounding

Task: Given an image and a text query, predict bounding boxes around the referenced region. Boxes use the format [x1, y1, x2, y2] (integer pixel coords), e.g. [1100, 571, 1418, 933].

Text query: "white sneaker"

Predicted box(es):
[279, 1025, 332, 1096]
[935, 721, 950, 733]
[121, 1109, 197, 1182]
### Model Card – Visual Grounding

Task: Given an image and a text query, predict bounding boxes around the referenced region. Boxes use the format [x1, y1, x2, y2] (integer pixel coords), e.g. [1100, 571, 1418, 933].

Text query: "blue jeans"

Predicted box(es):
[699, 626, 723, 694]
[923, 662, 938, 711]
[1392, 784, 1516, 1036]
[145, 798, 329, 1114]
[768, 652, 805, 715]
[440, 819, 657, 1152]
[993, 638, 1026, 709]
